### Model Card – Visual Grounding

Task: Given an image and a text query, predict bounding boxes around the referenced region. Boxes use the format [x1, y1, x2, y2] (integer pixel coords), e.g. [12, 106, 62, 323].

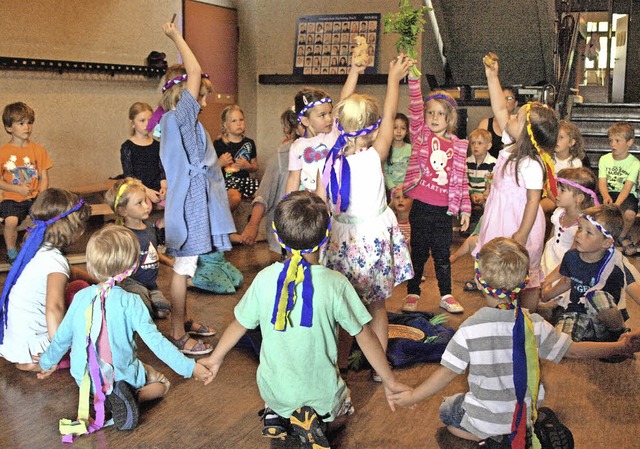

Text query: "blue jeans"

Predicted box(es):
[439, 393, 467, 430]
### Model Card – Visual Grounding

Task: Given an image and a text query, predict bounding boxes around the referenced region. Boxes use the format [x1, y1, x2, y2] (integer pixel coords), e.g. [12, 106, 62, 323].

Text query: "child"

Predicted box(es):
[36, 226, 213, 436]
[120, 102, 167, 206]
[389, 185, 412, 248]
[389, 237, 640, 447]
[285, 57, 367, 194]
[199, 191, 409, 447]
[319, 55, 414, 379]
[542, 204, 640, 343]
[553, 120, 585, 172]
[240, 109, 304, 255]
[472, 53, 559, 313]
[383, 113, 412, 193]
[598, 122, 640, 256]
[214, 105, 260, 212]
[466, 128, 497, 233]
[540, 168, 597, 308]
[0, 102, 53, 263]
[105, 178, 173, 319]
[401, 70, 471, 314]
[158, 22, 236, 355]
[0, 188, 92, 371]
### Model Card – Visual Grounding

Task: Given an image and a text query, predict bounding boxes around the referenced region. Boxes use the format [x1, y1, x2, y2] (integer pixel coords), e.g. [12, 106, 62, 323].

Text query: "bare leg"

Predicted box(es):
[227, 189, 242, 213]
[170, 272, 188, 339]
[367, 299, 388, 353]
[15, 362, 40, 372]
[450, 234, 478, 264]
[3, 216, 19, 253]
[446, 425, 482, 442]
[619, 209, 637, 240]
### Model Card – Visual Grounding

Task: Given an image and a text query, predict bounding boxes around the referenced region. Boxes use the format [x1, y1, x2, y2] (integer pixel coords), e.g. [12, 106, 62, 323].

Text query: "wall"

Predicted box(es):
[0, 0, 180, 189]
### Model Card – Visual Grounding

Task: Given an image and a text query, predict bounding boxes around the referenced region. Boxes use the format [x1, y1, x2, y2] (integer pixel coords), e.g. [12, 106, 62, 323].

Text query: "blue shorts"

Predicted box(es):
[0, 199, 33, 223]
[439, 393, 467, 430]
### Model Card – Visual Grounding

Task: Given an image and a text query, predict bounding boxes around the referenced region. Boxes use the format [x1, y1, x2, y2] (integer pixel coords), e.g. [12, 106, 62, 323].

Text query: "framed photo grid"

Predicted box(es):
[293, 13, 380, 75]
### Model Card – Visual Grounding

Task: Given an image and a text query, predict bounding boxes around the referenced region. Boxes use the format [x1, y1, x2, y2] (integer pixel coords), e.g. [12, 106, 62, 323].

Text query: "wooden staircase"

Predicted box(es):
[570, 103, 640, 168]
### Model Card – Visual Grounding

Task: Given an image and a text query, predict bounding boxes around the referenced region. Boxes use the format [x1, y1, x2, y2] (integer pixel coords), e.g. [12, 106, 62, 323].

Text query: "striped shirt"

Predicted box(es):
[466, 154, 497, 195]
[440, 307, 571, 439]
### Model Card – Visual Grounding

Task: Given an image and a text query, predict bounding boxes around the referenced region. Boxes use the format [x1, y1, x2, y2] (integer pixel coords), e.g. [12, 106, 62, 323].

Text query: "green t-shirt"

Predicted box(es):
[383, 142, 412, 190]
[598, 153, 640, 196]
[234, 262, 372, 420]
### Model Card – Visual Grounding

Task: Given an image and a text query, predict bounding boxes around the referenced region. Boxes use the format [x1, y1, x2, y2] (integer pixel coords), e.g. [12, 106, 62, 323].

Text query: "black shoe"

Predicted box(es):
[534, 407, 574, 449]
[289, 406, 330, 449]
[106, 381, 139, 431]
[258, 407, 288, 439]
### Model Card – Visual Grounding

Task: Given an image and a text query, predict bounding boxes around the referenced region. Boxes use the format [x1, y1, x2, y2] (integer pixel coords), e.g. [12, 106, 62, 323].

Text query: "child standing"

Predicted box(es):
[36, 226, 213, 436]
[200, 191, 409, 447]
[0, 188, 92, 371]
[214, 105, 260, 212]
[285, 58, 367, 194]
[383, 112, 412, 193]
[105, 178, 173, 319]
[401, 73, 471, 314]
[120, 102, 167, 205]
[540, 168, 597, 307]
[158, 22, 236, 355]
[466, 128, 497, 233]
[472, 53, 559, 313]
[319, 55, 414, 375]
[0, 102, 53, 263]
[389, 185, 413, 248]
[542, 205, 640, 343]
[598, 122, 640, 256]
[389, 237, 640, 447]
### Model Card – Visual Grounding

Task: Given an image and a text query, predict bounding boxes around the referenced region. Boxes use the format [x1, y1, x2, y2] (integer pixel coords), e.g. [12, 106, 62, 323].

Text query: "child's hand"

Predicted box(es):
[241, 222, 259, 246]
[483, 52, 499, 76]
[387, 388, 418, 409]
[602, 194, 613, 205]
[235, 158, 251, 171]
[197, 354, 223, 384]
[350, 56, 369, 75]
[146, 189, 162, 203]
[459, 215, 470, 233]
[511, 230, 527, 246]
[218, 152, 234, 168]
[388, 54, 413, 83]
[32, 354, 57, 379]
[162, 22, 180, 40]
[620, 331, 640, 352]
[17, 185, 31, 197]
[193, 361, 214, 385]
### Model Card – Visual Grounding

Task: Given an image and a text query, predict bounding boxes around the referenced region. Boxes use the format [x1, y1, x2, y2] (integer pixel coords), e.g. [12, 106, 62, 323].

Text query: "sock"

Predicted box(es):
[7, 248, 18, 260]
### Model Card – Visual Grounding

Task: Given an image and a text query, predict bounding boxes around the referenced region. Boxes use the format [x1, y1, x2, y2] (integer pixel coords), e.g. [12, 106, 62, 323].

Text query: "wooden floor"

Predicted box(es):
[1, 234, 640, 449]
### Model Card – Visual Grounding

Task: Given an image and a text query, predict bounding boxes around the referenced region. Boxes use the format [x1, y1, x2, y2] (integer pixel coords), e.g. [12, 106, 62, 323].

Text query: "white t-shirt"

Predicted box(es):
[0, 244, 69, 363]
[289, 125, 340, 191]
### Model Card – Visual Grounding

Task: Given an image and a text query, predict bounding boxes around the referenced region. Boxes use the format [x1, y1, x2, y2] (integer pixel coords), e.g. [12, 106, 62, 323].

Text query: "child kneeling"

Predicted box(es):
[389, 237, 640, 447]
[36, 225, 211, 437]
[200, 191, 409, 448]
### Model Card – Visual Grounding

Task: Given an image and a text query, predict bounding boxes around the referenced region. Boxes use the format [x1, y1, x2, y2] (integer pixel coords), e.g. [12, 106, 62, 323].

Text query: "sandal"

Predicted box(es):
[618, 237, 639, 257]
[184, 319, 216, 337]
[534, 407, 574, 449]
[463, 278, 478, 292]
[169, 333, 213, 356]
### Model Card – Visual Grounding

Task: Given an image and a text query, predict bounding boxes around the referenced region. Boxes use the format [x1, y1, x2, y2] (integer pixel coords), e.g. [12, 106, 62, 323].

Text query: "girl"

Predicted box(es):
[105, 178, 173, 320]
[553, 120, 585, 172]
[36, 226, 212, 435]
[0, 188, 92, 371]
[156, 22, 235, 356]
[319, 55, 414, 380]
[383, 113, 412, 194]
[541, 167, 598, 307]
[214, 105, 260, 212]
[473, 52, 560, 312]
[389, 185, 413, 248]
[401, 75, 472, 314]
[285, 57, 367, 194]
[120, 102, 167, 205]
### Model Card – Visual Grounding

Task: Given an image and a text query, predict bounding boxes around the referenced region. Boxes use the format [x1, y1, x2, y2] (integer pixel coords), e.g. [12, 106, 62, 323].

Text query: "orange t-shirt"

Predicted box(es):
[0, 141, 53, 202]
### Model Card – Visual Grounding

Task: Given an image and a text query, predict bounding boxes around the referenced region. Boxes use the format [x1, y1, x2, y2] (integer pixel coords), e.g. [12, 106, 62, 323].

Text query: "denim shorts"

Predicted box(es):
[439, 393, 467, 430]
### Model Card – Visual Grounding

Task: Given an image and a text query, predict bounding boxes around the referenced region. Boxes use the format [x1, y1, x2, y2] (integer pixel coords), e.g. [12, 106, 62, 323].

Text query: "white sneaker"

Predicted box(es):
[440, 294, 464, 313]
[402, 294, 420, 312]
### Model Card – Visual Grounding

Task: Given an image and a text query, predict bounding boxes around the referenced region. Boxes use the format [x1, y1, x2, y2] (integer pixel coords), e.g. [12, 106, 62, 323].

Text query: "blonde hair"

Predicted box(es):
[608, 122, 635, 142]
[424, 90, 458, 134]
[86, 225, 140, 282]
[558, 120, 585, 160]
[104, 178, 146, 217]
[128, 102, 153, 136]
[220, 104, 244, 138]
[30, 188, 92, 249]
[468, 128, 492, 143]
[159, 64, 214, 111]
[477, 237, 530, 294]
[334, 93, 379, 151]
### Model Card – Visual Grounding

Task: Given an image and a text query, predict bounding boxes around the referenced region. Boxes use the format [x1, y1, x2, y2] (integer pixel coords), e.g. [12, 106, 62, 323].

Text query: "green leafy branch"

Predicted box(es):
[383, 0, 431, 77]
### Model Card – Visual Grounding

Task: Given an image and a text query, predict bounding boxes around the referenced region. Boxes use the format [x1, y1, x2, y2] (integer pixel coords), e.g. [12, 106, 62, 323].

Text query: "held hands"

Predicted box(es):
[31, 354, 57, 379]
[197, 354, 223, 385]
[389, 53, 413, 83]
[241, 222, 259, 246]
[619, 330, 640, 353]
[387, 388, 418, 410]
[193, 361, 214, 384]
[383, 379, 414, 412]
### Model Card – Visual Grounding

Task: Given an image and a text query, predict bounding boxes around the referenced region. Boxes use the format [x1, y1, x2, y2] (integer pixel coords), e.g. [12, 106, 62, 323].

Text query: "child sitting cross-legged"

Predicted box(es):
[36, 225, 212, 438]
[542, 204, 640, 345]
[200, 190, 409, 448]
[389, 237, 640, 447]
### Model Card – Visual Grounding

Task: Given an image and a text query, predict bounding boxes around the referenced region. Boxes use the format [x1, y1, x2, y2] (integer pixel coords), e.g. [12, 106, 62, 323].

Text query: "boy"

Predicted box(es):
[597, 122, 640, 256]
[0, 102, 53, 263]
[389, 237, 640, 446]
[542, 204, 640, 343]
[201, 191, 409, 448]
[466, 128, 496, 233]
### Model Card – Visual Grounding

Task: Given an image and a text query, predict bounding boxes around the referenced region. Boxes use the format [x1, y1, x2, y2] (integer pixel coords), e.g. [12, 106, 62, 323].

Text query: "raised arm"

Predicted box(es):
[373, 55, 412, 161]
[340, 57, 367, 101]
[483, 53, 510, 132]
[163, 22, 202, 100]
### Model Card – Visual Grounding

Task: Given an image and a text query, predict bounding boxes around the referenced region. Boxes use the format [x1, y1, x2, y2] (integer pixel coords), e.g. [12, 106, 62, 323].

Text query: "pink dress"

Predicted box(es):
[472, 149, 546, 288]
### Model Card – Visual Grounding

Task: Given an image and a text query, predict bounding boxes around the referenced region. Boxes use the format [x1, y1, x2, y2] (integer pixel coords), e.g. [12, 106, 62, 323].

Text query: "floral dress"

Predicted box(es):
[322, 147, 414, 304]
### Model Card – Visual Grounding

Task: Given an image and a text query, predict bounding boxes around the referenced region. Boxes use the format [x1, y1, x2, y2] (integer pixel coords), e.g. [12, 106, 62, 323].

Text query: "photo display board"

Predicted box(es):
[293, 13, 381, 75]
